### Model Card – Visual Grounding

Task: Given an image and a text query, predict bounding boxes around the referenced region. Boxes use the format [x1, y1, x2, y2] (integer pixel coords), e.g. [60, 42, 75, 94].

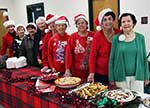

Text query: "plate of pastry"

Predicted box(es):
[55, 77, 81, 89]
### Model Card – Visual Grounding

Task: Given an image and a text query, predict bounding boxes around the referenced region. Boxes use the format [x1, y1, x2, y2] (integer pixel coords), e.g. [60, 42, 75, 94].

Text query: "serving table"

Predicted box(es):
[0, 66, 73, 108]
[0, 66, 149, 108]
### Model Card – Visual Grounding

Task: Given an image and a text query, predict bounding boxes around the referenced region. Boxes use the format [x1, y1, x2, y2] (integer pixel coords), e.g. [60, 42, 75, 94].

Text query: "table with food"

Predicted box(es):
[0, 66, 149, 108]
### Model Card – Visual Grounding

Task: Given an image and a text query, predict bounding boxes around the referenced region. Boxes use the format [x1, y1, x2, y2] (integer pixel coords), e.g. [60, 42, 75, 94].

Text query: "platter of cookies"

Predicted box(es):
[69, 82, 108, 99]
[104, 89, 136, 102]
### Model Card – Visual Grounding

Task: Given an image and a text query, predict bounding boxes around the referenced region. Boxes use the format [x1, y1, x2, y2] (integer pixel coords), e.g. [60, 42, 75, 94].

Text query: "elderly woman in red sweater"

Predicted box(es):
[65, 14, 95, 80]
[48, 16, 70, 73]
[88, 8, 120, 85]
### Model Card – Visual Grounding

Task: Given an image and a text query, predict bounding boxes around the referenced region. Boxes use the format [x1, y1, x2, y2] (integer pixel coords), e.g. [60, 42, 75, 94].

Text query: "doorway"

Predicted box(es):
[26, 2, 45, 23]
[88, 0, 120, 31]
[0, 9, 8, 49]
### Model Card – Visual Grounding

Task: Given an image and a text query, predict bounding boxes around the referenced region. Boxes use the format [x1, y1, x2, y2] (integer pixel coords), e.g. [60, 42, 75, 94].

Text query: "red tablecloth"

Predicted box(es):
[0, 67, 72, 108]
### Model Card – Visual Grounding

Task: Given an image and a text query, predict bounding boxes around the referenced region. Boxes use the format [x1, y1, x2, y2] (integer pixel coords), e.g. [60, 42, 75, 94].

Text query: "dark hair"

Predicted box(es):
[56, 23, 67, 28]
[26, 25, 36, 30]
[104, 11, 116, 21]
[75, 18, 88, 29]
[17, 26, 25, 31]
[119, 13, 137, 27]
[75, 18, 88, 25]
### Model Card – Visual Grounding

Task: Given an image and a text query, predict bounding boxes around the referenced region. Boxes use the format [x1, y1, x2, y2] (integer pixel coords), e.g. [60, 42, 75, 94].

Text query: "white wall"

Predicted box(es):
[12, 0, 89, 34]
[120, 0, 150, 53]
[43, 0, 89, 34]
[0, 0, 14, 20]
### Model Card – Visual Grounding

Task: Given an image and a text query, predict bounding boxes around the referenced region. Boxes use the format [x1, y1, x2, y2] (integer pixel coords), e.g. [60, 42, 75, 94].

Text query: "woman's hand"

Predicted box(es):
[52, 68, 56, 73]
[37, 58, 42, 64]
[87, 73, 94, 82]
[144, 80, 149, 86]
[41, 66, 48, 72]
[109, 81, 116, 86]
[64, 69, 72, 77]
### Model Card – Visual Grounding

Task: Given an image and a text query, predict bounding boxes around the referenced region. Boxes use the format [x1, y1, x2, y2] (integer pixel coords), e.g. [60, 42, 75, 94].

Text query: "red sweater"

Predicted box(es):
[42, 31, 53, 67]
[48, 32, 69, 72]
[0, 33, 14, 57]
[89, 28, 120, 75]
[65, 31, 95, 79]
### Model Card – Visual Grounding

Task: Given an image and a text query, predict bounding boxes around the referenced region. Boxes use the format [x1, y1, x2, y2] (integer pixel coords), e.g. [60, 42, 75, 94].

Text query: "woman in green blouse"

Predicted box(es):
[109, 12, 149, 93]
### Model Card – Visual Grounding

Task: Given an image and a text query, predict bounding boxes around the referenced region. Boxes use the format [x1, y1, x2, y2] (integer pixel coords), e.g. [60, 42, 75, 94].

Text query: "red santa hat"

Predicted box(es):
[46, 14, 58, 24]
[119, 10, 136, 19]
[55, 16, 70, 26]
[15, 24, 25, 31]
[94, 8, 112, 31]
[3, 20, 15, 28]
[36, 16, 46, 24]
[74, 14, 87, 23]
[26, 23, 37, 30]
[44, 14, 58, 33]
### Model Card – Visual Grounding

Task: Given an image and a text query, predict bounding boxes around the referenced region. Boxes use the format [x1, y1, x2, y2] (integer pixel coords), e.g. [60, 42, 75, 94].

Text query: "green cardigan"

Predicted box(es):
[109, 32, 149, 82]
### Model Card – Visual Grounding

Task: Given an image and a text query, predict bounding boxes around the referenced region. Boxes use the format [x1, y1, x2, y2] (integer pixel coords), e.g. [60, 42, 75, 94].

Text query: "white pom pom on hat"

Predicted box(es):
[3, 11, 8, 17]
[96, 26, 101, 31]
[44, 29, 50, 33]
[94, 8, 112, 31]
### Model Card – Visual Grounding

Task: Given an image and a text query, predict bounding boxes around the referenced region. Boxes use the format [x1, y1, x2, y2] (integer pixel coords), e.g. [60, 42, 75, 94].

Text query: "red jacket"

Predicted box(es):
[65, 31, 95, 79]
[0, 33, 14, 57]
[89, 28, 120, 75]
[48, 32, 69, 72]
[42, 31, 53, 67]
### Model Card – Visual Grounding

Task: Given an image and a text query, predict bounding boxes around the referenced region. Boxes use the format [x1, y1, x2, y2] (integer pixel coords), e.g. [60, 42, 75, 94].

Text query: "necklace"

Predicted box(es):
[103, 29, 115, 42]
[124, 31, 135, 42]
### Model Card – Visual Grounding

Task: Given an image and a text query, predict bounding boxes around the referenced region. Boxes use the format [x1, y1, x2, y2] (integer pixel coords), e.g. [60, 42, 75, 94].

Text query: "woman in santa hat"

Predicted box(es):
[12, 24, 26, 57]
[64, 14, 95, 80]
[87, 8, 120, 85]
[19, 23, 39, 66]
[41, 14, 58, 72]
[0, 11, 16, 57]
[48, 16, 70, 73]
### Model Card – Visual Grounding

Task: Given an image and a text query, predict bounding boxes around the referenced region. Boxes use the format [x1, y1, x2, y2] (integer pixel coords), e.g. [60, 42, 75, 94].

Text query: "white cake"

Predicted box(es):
[6, 56, 27, 69]
[6, 57, 17, 69]
[15, 56, 27, 69]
